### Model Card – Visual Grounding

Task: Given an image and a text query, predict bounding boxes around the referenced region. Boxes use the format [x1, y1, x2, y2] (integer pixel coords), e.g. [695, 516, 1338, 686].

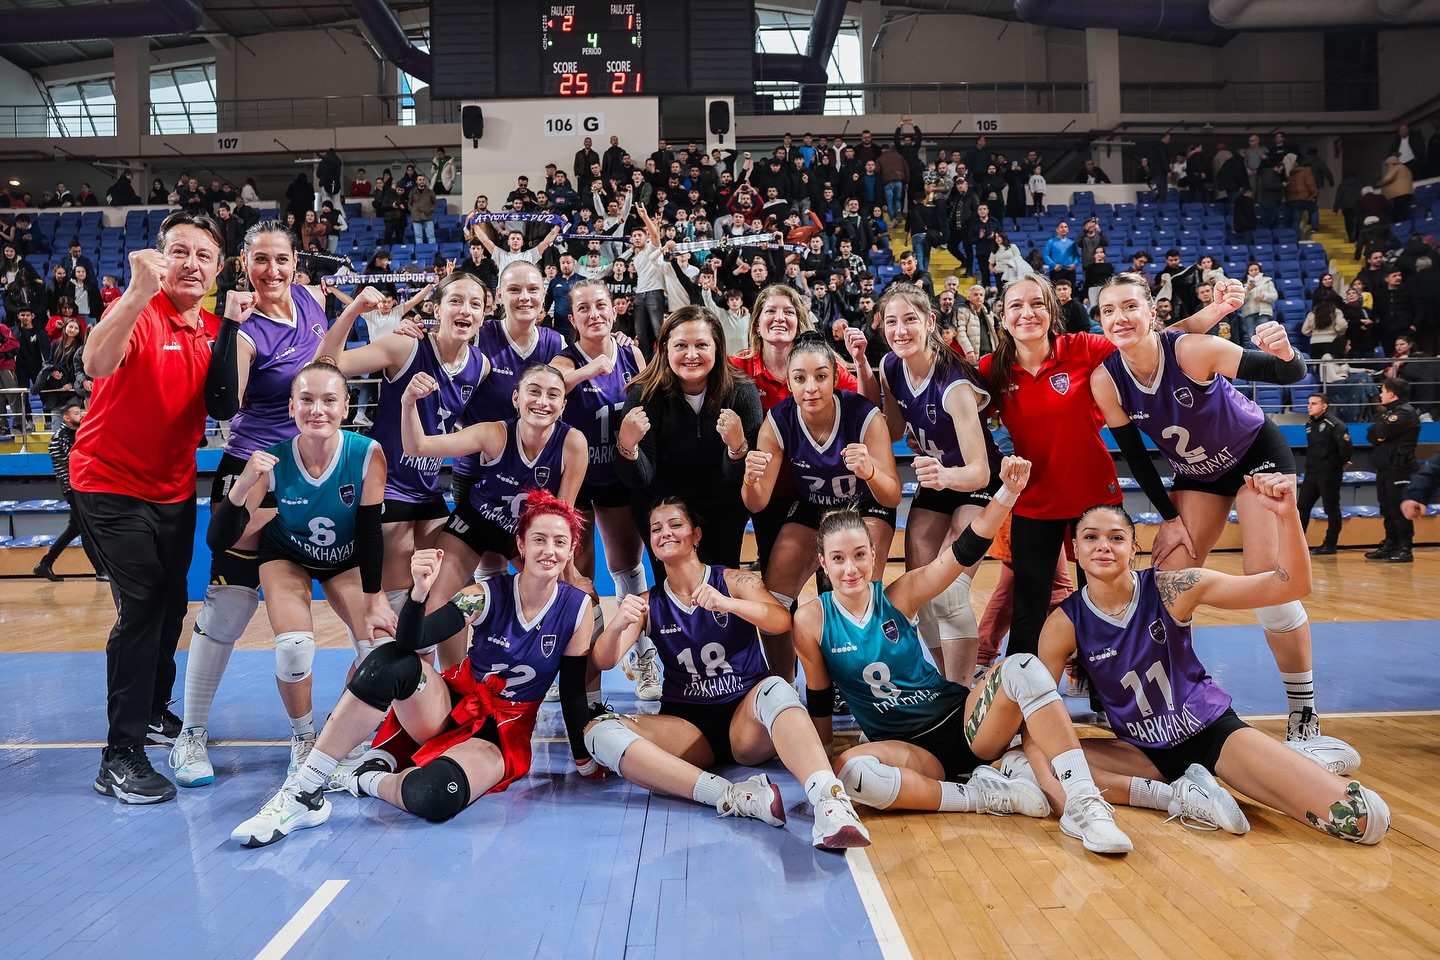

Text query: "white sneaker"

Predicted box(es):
[998, 748, 1038, 787]
[1287, 707, 1321, 742]
[352, 412, 373, 428]
[812, 790, 872, 850]
[169, 726, 214, 787]
[968, 765, 1050, 818]
[716, 773, 786, 827]
[544, 678, 562, 702]
[231, 785, 331, 848]
[1286, 735, 1362, 775]
[1059, 789, 1133, 854]
[287, 732, 316, 777]
[631, 649, 662, 701]
[340, 751, 398, 798]
[1166, 763, 1250, 835]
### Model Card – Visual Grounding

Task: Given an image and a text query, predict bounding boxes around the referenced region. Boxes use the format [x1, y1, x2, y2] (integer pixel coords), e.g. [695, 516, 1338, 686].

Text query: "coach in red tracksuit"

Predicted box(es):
[71, 211, 225, 805]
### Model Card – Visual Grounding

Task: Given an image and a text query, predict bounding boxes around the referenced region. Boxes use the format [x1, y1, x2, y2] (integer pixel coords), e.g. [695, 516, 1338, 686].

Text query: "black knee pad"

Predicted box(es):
[209, 547, 261, 590]
[346, 641, 424, 710]
[400, 755, 471, 823]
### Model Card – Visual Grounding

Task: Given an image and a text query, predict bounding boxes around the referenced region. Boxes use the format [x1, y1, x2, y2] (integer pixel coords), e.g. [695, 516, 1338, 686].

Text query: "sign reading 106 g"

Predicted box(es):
[543, 113, 605, 137]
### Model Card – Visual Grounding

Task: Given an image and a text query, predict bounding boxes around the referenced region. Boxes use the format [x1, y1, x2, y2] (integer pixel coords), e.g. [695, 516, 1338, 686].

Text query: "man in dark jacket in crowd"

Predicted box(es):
[1299, 393, 1353, 555]
[1365, 377, 1421, 562]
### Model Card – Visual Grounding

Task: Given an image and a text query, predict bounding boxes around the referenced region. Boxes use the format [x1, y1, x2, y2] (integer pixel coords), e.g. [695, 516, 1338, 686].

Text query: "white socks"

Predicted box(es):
[295, 748, 338, 794]
[1050, 748, 1098, 799]
[804, 771, 845, 807]
[692, 772, 729, 807]
[1281, 671, 1316, 715]
[289, 712, 315, 739]
[938, 781, 974, 812]
[1129, 777, 1175, 811]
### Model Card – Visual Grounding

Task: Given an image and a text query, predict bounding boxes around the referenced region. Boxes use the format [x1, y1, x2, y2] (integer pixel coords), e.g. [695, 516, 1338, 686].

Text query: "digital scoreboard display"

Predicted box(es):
[542, 3, 644, 96]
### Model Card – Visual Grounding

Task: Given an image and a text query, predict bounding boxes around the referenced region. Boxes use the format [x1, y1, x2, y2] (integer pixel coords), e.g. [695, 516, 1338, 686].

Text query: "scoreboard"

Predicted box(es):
[430, 0, 755, 101]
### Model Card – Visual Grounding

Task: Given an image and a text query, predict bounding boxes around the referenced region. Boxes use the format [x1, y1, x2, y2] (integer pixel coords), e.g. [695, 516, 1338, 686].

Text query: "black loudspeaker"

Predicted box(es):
[708, 100, 731, 137]
[462, 105, 484, 145]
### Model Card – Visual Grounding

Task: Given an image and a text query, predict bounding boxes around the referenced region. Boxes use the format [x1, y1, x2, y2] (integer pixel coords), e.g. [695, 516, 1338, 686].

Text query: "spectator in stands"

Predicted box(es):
[409, 174, 438, 244]
[1150, 133, 1173, 201]
[1075, 158, 1111, 185]
[32, 400, 106, 580]
[546, 251, 582, 342]
[1390, 124, 1425, 178]
[1077, 217, 1107, 268]
[1084, 247, 1115, 305]
[1298, 393, 1352, 555]
[457, 238, 498, 291]
[1182, 144, 1210, 203]
[1378, 155, 1415, 225]
[986, 227, 1025, 290]
[0, 313, 17, 438]
[1285, 155, 1320, 239]
[1229, 184, 1257, 246]
[1027, 164, 1047, 216]
[383, 186, 409, 245]
[1302, 300, 1348, 361]
[348, 167, 371, 199]
[1366, 378, 1422, 562]
[1309, 272, 1344, 310]
[893, 249, 934, 299]
[1256, 159, 1286, 230]
[6, 262, 45, 325]
[70, 267, 101, 323]
[1238, 261, 1278, 345]
[1154, 297, 1173, 326]
[1054, 279, 1090, 334]
[906, 193, 942, 274]
[1380, 334, 1438, 418]
[12, 215, 43, 257]
[46, 264, 74, 315]
[37, 315, 87, 422]
[945, 179, 978, 273]
[1373, 267, 1423, 347]
[1041, 220, 1079, 288]
[284, 174, 314, 221]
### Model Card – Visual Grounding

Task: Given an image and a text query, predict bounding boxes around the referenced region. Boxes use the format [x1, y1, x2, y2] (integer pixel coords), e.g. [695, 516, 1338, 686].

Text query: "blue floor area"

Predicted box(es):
[4, 619, 1436, 960]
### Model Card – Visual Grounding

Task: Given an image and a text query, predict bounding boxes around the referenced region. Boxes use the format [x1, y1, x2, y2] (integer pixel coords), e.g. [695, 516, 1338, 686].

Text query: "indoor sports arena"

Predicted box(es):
[1, 2, 1438, 958]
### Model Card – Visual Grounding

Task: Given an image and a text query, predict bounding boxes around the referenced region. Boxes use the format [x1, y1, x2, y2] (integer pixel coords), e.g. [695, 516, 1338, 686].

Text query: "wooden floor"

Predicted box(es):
[3, 548, 1438, 960]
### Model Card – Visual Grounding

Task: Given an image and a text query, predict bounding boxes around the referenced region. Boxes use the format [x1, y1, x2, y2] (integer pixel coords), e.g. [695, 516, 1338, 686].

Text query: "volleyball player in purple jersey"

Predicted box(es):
[1029, 479, 1387, 845]
[551, 279, 660, 700]
[876, 283, 1002, 683]
[450, 261, 565, 509]
[400, 363, 588, 667]
[586, 498, 871, 850]
[741, 331, 901, 681]
[172, 221, 339, 787]
[1091, 273, 1339, 745]
[312, 272, 490, 615]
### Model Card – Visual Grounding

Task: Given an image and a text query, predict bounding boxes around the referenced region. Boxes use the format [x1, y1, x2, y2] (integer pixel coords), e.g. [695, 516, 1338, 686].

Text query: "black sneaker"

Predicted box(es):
[1364, 542, 1394, 560]
[1386, 547, 1414, 563]
[588, 700, 615, 721]
[345, 756, 395, 798]
[32, 561, 62, 582]
[1309, 544, 1337, 555]
[148, 707, 183, 745]
[94, 744, 176, 804]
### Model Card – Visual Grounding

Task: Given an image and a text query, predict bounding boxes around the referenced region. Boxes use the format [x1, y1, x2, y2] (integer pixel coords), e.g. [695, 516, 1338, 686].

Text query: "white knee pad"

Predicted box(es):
[751, 675, 803, 733]
[194, 584, 259, 646]
[838, 755, 903, 810]
[275, 630, 316, 683]
[477, 560, 509, 580]
[611, 562, 648, 599]
[585, 718, 642, 772]
[1000, 654, 1062, 719]
[385, 588, 410, 617]
[925, 574, 978, 641]
[1255, 600, 1308, 634]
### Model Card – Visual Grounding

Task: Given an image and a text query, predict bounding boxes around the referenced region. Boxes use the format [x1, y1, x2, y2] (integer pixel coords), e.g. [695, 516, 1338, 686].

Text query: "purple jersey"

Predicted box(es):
[768, 390, 882, 506]
[454, 320, 565, 479]
[226, 287, 328, 458]
[881, 352, 1001, 475]
[648, 565, 770, 704]
[1102, 330, 1266, 481]
[466, 574, 590, 702]
[558, 340, 641, 488]
[371, 336, 487, 504]
[1060, 568, 1233, 748]
[468, 419, 573, 533]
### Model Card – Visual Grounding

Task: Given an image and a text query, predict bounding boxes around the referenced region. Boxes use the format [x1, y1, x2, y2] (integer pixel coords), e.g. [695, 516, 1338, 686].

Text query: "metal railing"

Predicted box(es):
[736, 82, 1093, 117]
[1119, 81, 1380, 115]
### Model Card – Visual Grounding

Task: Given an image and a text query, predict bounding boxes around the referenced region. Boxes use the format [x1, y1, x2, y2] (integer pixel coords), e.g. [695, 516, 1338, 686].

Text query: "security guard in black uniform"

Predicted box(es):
[1365, 377, 1421, 563]
[1299, 392, 1353, 555]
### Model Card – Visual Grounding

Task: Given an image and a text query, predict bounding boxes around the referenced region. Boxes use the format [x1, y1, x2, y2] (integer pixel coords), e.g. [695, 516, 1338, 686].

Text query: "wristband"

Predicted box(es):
[994, 485, 1018, 507]
[617, 442, 638, 459]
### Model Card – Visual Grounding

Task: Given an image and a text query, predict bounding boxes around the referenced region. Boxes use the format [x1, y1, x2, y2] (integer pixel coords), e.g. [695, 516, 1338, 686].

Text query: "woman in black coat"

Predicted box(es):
[1005, 160, 1029, 228]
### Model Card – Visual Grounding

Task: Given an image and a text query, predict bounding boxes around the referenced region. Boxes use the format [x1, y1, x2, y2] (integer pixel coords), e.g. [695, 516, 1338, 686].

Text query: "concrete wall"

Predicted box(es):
[232, 29, 384, 100]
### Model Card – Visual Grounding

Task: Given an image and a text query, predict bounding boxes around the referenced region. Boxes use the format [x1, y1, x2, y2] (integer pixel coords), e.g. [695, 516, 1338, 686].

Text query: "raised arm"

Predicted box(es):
[740, 417, 785, 513]
[1180, 320, 1305, 384]
[85, 249, 167, 378]
[399, 370, 502, 460]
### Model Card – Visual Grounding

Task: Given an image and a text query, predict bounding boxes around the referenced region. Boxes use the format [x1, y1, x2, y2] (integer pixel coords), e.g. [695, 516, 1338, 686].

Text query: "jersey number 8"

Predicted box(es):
[862, 661, 899, 701]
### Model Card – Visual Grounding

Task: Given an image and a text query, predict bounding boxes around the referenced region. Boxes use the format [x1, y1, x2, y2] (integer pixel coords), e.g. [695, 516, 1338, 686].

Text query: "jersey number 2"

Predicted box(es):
[1160, 425, 1209, 464]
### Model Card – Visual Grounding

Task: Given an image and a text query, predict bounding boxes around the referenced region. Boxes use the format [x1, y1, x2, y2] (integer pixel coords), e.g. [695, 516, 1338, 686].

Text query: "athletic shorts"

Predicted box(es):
[783, 497, 897, 531]
[897, 703, 986, 781]
[211, 452, 278, 508]
[442, 498, 518, 559]
[910, 472, 1004, 518]
[450, 471, 477, 510]
[370, 662, 540, 795]
[576, 481, 630, 511]
[1134, 708, 1250, 783]
[382, 497, 451, 524]
[660, 695, 746, 767]
[257, 523, 357, 582]
[1169, 419, 1297, 499]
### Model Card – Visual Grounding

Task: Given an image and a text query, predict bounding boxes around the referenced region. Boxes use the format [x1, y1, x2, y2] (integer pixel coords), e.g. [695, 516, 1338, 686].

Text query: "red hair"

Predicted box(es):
[517, 488, 584, 544]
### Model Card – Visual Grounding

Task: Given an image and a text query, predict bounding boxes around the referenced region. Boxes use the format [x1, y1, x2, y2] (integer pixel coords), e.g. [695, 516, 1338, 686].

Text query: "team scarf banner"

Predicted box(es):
[465, 212, 566, 226]
[321, 272, 439, 285]
[667, 234, 809, 256]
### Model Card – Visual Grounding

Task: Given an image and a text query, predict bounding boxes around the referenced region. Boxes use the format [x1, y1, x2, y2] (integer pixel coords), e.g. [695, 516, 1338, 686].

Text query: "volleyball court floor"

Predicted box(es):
[3, 551, 1439, 960]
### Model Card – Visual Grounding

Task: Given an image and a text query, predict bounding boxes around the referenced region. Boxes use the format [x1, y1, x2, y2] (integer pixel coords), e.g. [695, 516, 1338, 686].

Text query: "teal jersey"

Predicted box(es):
[265, 430, 379, 567]
[818, 582, 969, 741]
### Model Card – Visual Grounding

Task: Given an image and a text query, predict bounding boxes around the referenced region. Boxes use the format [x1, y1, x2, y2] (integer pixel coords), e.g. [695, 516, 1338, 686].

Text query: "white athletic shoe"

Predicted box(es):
[352, 412, 373, 428]
[1287, 707, 1321, 742]
[544, 678, 562, 702]
[1166, 763, 1250, 835]
[716, 773, 786, 827]
[968, 765, 1050, 818]
[231, 785, 331, 848]
[340, 750, 398, 798]
[998, 748, 1038, 787]
[1286, 735, 1362, 775]
[169, 726, 214, 787]
[287, 733, 316, 777]
[1059, 789, 1133, 854]
[812, 790, 872, 850]
[624, 648, 663, 701]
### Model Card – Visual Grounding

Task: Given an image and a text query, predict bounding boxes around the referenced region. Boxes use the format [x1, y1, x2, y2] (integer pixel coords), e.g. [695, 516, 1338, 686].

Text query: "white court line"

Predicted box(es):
[253, 879, 348, 960]
[845, 847, 914, 960]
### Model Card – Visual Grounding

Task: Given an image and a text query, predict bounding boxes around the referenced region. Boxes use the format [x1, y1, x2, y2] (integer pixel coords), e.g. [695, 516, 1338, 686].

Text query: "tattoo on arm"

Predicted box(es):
[1275, 566, 1289, 582]
[730, 572, 762, 591]
[1156, 569, 1201, 608]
